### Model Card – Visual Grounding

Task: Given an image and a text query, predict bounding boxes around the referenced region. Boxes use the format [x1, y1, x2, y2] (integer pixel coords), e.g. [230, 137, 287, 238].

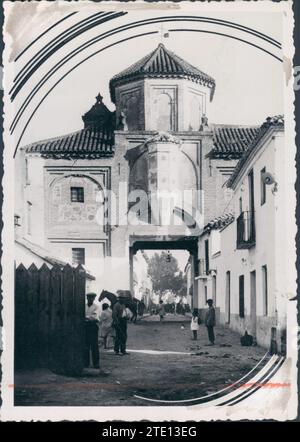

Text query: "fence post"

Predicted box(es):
[73, 265, 86, 375]
[27, 264, 39, 368]
[15, 264, 28, 368]
[61, 264, 75, 375]
[49, 264, 63, 373]
[15, 262, 87, 376]
[38, 263, 51, 366]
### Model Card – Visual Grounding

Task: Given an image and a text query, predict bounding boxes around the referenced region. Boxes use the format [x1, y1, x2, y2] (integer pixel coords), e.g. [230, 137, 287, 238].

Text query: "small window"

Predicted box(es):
[261, 167, 266, 205]
[239, 275, 245, 318]
[262, 265, 268, 316]
[71, 187, 84, 203]
[204, 286, 208, 304]
[14, 215, 21, 227]
[239, 197, 243, 214]
[72, 248, 85, 265]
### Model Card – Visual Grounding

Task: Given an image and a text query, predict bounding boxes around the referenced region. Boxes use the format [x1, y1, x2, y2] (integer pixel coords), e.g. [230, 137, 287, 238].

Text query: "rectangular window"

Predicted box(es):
[14, 215, 21, 227]
[262, 265, 268, 316]
[71, 187, 84, 203]
[205, 239, 209, 274]
[204, 286, 208, 304]
[261, 167, 266, 205]
[27, 202, 32, 235]
[72, 248, 85, 265]
[248, 169, 255, 212]
[239, 275, 245, 318]
[225, 271, 231, 324]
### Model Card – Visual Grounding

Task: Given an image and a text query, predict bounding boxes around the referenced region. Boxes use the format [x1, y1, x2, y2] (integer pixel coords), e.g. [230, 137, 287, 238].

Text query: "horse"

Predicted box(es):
[98, 290, 138, 323]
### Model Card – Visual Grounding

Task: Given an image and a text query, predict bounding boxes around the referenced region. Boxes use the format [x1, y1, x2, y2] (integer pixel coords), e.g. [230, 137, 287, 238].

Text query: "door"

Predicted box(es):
[225, 271, 231, 324]
[250, 270, 257, 337]
[239, 275, 245, 318]
[212, 275, 217, 305]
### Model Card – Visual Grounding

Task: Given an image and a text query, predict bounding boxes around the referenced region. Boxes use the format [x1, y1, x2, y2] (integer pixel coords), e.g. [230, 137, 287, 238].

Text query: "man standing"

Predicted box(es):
[112, 292, 129, 356]
[205, 299, 216, 345]
[85, 292, 100, 368]
[157, 299, 165, 321]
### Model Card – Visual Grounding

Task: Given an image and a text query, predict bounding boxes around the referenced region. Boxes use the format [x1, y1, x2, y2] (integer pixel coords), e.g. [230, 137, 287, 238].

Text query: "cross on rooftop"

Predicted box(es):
[158, 23, 169, 42]
[95, 93, 103, 104]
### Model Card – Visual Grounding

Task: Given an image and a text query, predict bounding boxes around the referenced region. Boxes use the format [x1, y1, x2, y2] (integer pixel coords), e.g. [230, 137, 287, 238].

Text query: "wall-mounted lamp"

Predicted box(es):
[261, 171, 278, 194]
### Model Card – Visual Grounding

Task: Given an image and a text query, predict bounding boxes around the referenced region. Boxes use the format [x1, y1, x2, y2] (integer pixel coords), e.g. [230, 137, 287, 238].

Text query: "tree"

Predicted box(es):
[147, 251, 187, 296]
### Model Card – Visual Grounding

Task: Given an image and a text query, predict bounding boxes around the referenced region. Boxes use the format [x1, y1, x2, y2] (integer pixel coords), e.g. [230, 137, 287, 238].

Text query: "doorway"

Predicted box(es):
[129, 237, 198, 311]
[250, 270, 257, 337]
[212, 275, 217, 305]
[225, 271, 231, 324]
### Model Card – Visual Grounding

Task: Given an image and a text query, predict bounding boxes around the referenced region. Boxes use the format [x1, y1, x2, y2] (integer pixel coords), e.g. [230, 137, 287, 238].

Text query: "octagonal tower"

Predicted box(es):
[109, 43, 216, 132]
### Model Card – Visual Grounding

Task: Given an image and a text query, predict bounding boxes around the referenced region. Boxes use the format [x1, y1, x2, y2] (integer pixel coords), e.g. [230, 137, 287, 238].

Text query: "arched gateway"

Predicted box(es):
[18, 43, 259, 304]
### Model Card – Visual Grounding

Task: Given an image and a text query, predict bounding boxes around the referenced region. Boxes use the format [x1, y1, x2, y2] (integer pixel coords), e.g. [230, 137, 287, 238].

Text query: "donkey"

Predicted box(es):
[98, 290, 138, 323]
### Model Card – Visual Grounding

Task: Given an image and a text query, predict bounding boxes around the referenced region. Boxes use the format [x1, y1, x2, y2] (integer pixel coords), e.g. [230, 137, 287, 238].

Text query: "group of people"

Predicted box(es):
[156, 297, 216, 345]
[190, 299, 216, 345]
[85, 292, 217, 369]
[85, 291, 130, 369]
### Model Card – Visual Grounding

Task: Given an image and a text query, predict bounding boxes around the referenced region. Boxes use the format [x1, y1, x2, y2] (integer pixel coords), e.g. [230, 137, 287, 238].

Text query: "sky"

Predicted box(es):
[8, 5, 285, 147]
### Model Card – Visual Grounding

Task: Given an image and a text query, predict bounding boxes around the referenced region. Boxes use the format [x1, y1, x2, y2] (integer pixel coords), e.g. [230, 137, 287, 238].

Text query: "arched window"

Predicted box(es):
[189, 96, 201, 131]
[156, 93, 172, 132]
[125, 96, 139, 131]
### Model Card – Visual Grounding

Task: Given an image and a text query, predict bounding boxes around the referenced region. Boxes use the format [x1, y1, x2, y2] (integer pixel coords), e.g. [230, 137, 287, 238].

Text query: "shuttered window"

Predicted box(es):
[71, 187, 84, 203]
[72, 248, 85, 265]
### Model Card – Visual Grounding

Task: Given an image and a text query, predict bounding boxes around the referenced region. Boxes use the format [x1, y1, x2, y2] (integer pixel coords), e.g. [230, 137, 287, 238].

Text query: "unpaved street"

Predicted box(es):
[14, 315, 267, 406]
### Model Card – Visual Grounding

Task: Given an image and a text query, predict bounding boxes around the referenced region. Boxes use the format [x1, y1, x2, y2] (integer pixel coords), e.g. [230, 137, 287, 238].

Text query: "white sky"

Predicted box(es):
[15, 7, 285, 147]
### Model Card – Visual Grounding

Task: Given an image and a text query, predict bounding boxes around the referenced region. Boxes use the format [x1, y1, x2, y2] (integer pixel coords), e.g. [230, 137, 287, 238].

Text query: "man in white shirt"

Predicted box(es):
[85, 293, 100, 368]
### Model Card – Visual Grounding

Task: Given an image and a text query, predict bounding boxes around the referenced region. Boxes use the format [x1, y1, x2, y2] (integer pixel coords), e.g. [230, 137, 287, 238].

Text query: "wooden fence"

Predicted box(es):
[15, 263, 86, 376]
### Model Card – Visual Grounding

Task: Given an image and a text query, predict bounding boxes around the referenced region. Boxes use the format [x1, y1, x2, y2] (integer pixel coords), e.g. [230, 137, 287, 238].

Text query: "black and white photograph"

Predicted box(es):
[0, 0, 298, 421]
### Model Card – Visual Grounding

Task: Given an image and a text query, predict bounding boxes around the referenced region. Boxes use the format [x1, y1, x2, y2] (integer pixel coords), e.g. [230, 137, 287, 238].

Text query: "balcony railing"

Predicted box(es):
[237, 211, 256, 249]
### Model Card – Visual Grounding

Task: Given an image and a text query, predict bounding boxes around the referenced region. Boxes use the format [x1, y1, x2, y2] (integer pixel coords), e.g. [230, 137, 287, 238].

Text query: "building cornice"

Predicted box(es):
[227, 115, 284, 190]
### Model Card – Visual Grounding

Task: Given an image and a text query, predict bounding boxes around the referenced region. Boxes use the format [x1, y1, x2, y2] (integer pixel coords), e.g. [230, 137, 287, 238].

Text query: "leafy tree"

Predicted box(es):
[147, 251, 187, 296]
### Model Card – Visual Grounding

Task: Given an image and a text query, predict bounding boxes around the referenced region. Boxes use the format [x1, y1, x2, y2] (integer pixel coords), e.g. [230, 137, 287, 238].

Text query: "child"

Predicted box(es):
[191, 308, 200, 340]
[99, 303, 115, 349]
[157, 300, 165, 321]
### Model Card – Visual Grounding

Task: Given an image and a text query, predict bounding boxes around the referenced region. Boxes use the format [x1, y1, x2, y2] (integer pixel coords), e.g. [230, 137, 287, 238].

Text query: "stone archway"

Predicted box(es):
[129, 235, 199, 308]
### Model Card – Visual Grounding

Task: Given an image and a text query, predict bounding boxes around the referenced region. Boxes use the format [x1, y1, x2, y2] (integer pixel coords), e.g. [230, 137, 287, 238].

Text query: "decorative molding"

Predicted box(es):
[144, 132, 181, 146]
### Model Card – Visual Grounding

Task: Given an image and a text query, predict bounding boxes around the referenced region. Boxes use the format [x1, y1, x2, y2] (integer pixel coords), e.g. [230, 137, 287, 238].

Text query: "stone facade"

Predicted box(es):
[15, 44, 260, 302]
